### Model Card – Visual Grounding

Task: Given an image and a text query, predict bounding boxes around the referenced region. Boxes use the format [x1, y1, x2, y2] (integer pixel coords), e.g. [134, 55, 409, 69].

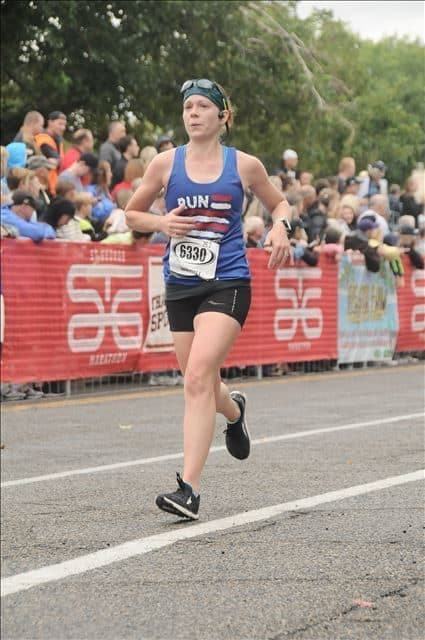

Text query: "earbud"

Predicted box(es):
[218, 111, 225, 119]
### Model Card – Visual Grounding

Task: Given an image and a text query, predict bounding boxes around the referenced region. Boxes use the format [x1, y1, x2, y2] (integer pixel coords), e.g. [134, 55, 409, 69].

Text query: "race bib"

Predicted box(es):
[169, 236, 219, 280]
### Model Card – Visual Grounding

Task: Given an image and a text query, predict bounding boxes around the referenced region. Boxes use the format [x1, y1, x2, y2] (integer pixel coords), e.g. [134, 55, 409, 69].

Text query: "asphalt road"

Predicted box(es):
[1, 365, 424, 640]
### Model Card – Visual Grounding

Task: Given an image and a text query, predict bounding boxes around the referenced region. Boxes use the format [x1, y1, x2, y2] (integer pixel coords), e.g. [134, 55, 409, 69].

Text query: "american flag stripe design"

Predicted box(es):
[194, 222, 229, 233]
[210, 202, 231, 210]
[211, 194, 232, 201]
[189, 215, 229, 225]
[184, 208, 231, 218]
[187, 230, 223, 240]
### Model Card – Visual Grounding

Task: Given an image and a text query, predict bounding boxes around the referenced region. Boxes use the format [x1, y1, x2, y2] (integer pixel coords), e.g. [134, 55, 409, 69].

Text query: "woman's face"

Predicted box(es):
[183, 95, 222, 139]
[341, 206, 354, 223]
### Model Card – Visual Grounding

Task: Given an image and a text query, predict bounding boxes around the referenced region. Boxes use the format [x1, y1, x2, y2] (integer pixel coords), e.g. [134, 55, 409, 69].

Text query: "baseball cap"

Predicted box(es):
[372, 160, 386, 171]
[156, 135, 174, 152]
[283, 149, 298, 160]
[358, 215, 379, 232]
[12, 189, 38, 209]
[47, 111, 66, 121]
[345, 176, 361, 187]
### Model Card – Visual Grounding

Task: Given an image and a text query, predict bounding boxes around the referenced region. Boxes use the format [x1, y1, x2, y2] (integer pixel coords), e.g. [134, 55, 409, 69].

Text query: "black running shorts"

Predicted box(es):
[166, 284, 252, 332]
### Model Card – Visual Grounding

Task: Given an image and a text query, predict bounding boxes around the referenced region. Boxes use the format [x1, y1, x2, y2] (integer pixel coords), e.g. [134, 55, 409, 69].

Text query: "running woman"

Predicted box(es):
[125, 79, 291, 520]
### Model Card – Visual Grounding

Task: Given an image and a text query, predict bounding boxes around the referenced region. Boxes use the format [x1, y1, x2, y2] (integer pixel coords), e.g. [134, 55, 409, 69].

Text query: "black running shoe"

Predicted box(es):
[224, 391, 250, 460]
[156, 472, 200, 520]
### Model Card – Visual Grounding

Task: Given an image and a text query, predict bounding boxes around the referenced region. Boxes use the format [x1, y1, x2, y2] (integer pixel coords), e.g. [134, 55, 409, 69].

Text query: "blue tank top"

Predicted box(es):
[164, 145, 250, 287]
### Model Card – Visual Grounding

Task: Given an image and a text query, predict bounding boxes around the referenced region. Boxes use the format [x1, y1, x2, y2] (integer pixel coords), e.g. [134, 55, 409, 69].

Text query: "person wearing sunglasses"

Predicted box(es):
[125, 78, 291, 520]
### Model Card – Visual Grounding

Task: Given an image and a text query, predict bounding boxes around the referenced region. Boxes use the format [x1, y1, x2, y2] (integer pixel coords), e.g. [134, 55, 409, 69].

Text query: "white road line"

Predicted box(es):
[2, 413, 424, 488]
[2, 469, 424, 598]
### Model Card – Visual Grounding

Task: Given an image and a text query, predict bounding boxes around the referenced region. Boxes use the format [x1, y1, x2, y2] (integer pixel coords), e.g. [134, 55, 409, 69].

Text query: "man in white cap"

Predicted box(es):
[280, 148, 300, 180]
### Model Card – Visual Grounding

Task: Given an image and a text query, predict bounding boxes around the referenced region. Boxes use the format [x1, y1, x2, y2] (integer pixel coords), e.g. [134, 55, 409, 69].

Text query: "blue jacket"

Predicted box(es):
[1, 205, 56, 242]
[85, 185, 114, 223]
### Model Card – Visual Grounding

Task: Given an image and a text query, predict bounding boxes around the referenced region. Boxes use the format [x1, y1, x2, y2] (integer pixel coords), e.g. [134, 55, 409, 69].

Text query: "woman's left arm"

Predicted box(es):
[240, 153, 291, 269]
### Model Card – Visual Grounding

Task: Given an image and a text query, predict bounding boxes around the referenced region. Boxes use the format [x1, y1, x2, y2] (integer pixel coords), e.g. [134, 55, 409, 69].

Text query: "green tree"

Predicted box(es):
[1, 0, 423, 183]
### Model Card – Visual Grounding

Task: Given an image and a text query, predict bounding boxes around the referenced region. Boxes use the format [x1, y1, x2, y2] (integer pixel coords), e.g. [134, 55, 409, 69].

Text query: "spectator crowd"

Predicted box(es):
[1, 109, 424, 399]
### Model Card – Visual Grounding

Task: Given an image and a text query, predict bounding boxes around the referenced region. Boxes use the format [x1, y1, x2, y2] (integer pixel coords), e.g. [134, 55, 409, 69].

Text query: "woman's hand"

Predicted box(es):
[263, 223, 291, 269]
[160, 203, 196, 238]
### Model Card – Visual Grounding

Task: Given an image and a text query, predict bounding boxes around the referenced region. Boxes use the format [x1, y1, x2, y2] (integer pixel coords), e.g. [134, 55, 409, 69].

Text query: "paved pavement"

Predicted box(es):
[1, 365, 424, 640]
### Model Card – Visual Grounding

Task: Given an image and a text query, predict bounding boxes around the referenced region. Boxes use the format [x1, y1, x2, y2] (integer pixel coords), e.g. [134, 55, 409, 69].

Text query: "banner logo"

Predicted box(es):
[411, 270, 425, 333]
[67, 265, 143, 353]
[274, 268, 323, 341]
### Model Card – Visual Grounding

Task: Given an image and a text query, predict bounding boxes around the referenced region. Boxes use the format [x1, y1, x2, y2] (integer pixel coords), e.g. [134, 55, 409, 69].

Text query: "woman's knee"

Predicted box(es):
[184, 366, 215, 398]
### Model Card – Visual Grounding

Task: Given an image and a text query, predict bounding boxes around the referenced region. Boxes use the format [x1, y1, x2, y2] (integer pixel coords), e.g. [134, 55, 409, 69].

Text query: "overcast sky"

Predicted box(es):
[297, 1, 425, 42]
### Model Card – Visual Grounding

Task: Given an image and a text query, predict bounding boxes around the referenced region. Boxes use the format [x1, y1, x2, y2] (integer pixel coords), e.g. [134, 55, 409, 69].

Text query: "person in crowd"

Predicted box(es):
[300, 184, 317, 218]
[359, 194, 390, 234]
[140, 145, 158, 172]
[1, 189, 55, 241]
[73, 191, 101, 241]
[244, 215, 265, 247]
[400, 175, 423, 223]
[388, 183, 402, 228]
[24, 172, 46, 219]
[314, 178, 331, 197]
[288, 218, 319, 266]
[336, 156, 356, 194]
[354, 213, 401, 274]
[41, 197, 84, 241]
[6, 168, 32, 195]
[358, 160, 388, 206]
[5, 142, 27, 170]
[397, 224, 424, 269]
[299, 171, 313, 186]
[99, 121, 126, 184]
[279, 174, 297, 195]
[85, 160, 115, 226]
[34, 111, 67, 194]
[278, 148, 300, 180]
[27, 156, 54, 213]
[125, 78, 290, 520]
[111, 158, 144, 201]
[156, 135, 175, 153]
[342, 176, 361, 196]
[344, 215, 381, 272]
[113, 135, 141, 186]
[286, 191, 303, 220]
[334, 194, 360, 235]
[319, 226, 344, 261]
[60, 129, 94, 186]
[55, 179, 77, 202]
[1, 146, 11, 205]
[58, 153, 98, 192]
[13, 111, 44, 159]
[304, 188, 332, 243]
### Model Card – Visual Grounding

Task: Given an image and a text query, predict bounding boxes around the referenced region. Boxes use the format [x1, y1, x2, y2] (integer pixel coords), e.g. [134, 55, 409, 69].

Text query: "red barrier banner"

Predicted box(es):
[228, 251, 338, 365]
[0, 241, 343, 382]
[396, 260, 425, 352]
[1, 240, 178, 383]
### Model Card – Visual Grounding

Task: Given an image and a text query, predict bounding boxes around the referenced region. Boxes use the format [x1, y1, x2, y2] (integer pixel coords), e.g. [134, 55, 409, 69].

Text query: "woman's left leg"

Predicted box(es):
[181, 311, 241, 491]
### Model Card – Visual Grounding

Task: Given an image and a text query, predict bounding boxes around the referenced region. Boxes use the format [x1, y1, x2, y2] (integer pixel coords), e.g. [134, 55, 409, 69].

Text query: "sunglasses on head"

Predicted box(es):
[181, 79, 217, 93]
[180, 79, 228, 110]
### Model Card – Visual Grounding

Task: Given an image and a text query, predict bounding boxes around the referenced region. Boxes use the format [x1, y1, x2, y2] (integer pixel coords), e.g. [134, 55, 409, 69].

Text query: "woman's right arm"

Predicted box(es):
[125, 152, 196, 238]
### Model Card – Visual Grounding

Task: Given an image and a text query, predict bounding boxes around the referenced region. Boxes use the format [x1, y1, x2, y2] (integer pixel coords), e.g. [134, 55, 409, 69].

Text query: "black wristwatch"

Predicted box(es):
[274, 217, 292, 237]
